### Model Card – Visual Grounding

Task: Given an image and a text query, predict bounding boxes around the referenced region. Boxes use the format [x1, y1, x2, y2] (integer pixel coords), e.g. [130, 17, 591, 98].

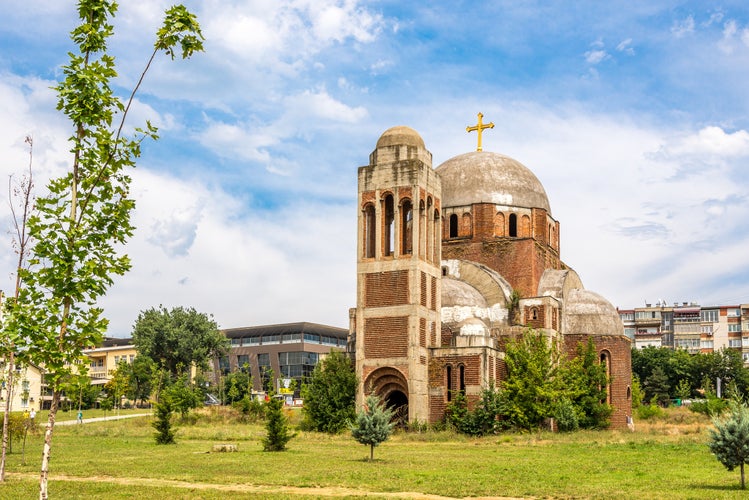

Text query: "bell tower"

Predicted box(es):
[354, 126, 442, 423]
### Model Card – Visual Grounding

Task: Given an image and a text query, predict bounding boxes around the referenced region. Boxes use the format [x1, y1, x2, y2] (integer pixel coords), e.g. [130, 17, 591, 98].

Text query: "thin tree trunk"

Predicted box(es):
[741, 462, 745, 490]
[0, 351, 15, 481]
[370, 444, 374, 461]
[39, 390, 60, 500]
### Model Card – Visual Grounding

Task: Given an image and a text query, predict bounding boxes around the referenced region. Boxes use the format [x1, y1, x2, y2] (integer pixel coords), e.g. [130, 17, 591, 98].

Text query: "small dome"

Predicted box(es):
[435, 151, 551, 213]
[563, 289, 624, 336]
[376, 126, 425, 149]
[442, 278, 488, 308]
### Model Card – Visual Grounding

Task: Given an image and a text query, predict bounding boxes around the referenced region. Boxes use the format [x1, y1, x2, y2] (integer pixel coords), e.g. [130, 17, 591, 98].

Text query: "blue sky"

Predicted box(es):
[1, 1, 749, 336]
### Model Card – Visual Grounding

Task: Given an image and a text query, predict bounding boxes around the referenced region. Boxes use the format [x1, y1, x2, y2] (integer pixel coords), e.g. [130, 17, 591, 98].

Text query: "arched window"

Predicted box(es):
[521, 214, 531, 237]
[461, 213, 472, 237]
[600, 350, 612, 404]
[383, 194, 394, 256]
[363, 204, 376, 258]
[401, 200, 413, 255]
[449, 214, 458, 238]
[419, 200, 426, 259]
[509, 213, 517, 237]
[459, 364, 466, 394]
[446, 365, 453, 402]
[494, 212, 505, 236]
[433, 209, 441, 262]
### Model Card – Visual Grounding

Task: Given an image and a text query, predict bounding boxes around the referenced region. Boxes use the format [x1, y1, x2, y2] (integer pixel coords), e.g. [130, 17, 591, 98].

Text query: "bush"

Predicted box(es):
[636, 403, 665, 420]
[233, 395, 265, 422]
[689, 396, 728, 417]
[552, 397, 580, 432]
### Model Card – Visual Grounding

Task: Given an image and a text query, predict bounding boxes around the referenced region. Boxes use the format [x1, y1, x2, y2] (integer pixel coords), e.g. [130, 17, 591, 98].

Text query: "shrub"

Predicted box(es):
[552, 397, 580, 432]
[636, 403, 665, 420]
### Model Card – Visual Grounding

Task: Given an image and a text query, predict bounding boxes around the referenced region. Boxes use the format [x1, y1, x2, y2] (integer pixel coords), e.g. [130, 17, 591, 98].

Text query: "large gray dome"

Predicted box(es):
[435, 151, 551, 213]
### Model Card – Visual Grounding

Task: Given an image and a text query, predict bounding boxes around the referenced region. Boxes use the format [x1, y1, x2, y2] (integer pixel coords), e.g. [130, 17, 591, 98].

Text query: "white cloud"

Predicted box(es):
[283, 89, 368, 123]
[660, 126, 749, 158]
[616, 38, 635, 55]
[671, 15, 695, 37]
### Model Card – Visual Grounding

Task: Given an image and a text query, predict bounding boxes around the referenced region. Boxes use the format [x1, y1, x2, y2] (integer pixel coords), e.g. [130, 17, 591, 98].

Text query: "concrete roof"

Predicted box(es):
[563, 289, 624, 336]
[435, 151, 551, 213]
[442, 278, 488, 308]
[376, 125, 425, 149]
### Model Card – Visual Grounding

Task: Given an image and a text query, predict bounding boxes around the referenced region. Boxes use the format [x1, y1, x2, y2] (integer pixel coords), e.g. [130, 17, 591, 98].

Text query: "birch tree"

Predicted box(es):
[5, 2, 203, 498]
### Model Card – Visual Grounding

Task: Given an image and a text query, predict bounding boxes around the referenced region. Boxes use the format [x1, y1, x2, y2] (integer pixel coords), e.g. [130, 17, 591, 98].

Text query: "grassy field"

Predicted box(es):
[1, 406, 745, 499]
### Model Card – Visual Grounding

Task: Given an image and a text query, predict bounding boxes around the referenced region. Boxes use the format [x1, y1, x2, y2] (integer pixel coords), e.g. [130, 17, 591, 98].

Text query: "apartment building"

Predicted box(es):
[621, 302, 749, 363]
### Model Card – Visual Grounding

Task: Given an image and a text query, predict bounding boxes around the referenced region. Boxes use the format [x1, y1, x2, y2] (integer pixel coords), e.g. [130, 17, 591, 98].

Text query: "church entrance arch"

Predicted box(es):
[364, 366, 409, 424]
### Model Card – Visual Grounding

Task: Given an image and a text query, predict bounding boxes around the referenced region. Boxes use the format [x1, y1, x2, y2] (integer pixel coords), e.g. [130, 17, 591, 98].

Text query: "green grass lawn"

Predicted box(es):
[1, 406, 745, 499]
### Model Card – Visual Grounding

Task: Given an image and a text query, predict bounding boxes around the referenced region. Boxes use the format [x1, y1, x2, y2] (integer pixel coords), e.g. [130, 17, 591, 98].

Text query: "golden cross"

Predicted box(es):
[466, 112, 494, 151]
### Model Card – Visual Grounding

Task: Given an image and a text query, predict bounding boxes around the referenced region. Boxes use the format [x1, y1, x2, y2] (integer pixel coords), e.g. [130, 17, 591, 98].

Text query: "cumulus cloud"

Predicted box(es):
[657, 126, 749, 158]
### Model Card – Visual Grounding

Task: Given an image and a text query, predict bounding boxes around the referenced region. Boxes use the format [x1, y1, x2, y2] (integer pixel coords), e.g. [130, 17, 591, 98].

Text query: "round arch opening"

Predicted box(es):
[365, 367, 409, 426]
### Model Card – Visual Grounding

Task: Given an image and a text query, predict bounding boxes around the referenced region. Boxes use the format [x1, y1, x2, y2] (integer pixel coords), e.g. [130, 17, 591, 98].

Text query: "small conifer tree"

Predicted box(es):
[262, 395, 294, 451]
[708, 401, 749, 489]
[350, 394, 394, 461]
[152, 398, 176, 445]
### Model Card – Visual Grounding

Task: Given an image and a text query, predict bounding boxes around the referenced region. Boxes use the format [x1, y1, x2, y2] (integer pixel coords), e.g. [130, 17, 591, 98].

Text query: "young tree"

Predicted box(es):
[350, 394, 395, 461]
[152, 397, 176, 445]
[120, 355, 156, 406]
[262, 395, 294, 452]
[558, 338, 612, 429]
[163, 375, 202, 419]
[644, 366, 671, 406]
[1, 136, 35, 481]
[301, 351, 357, 433]
[708, 401, 749, 489]
[4, 3, 204, 497]
[499, 329, 559, 431]
[132, 306, 228, 378]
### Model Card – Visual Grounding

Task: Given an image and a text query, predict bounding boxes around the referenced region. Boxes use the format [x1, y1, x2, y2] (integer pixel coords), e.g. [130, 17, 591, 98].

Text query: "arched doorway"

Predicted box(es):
[364, 366, 409, 425]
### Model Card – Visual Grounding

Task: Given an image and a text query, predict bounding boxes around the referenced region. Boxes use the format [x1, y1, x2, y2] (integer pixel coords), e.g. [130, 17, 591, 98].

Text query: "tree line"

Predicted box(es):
[631, 346, 749, 406]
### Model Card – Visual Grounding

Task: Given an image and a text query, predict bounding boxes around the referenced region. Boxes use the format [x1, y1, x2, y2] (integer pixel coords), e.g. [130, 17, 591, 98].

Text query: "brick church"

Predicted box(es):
[347, 120, 632, 429]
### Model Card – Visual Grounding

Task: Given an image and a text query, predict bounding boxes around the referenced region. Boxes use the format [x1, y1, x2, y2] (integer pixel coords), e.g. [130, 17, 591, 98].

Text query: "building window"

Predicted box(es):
[600, 351, 611, 404]
[258, 353, 272, 389]
[509, 213, 517, 237]
[459, 365, 466, 394]
[449, 214, 458, 238]
[278, 351, 319, 380]
[218, 356, 230, 376]
[461, 213, 472, 237]
[446, 365, 452, 402]
[701, 310, 719, 322]
[363, 204, 376, 258]
[728, 324, 741, 333]
[304, 333, 320, 343]
[383, 195, 394, 256]
[401, 200, 413, 255]
[729, 339, 742, 348]
[236, 354, 250, 372]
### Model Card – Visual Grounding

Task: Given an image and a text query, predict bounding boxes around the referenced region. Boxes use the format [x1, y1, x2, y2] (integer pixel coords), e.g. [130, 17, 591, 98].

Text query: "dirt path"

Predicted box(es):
[8, 472, 523, 499]
[55, 413, 150, 426]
